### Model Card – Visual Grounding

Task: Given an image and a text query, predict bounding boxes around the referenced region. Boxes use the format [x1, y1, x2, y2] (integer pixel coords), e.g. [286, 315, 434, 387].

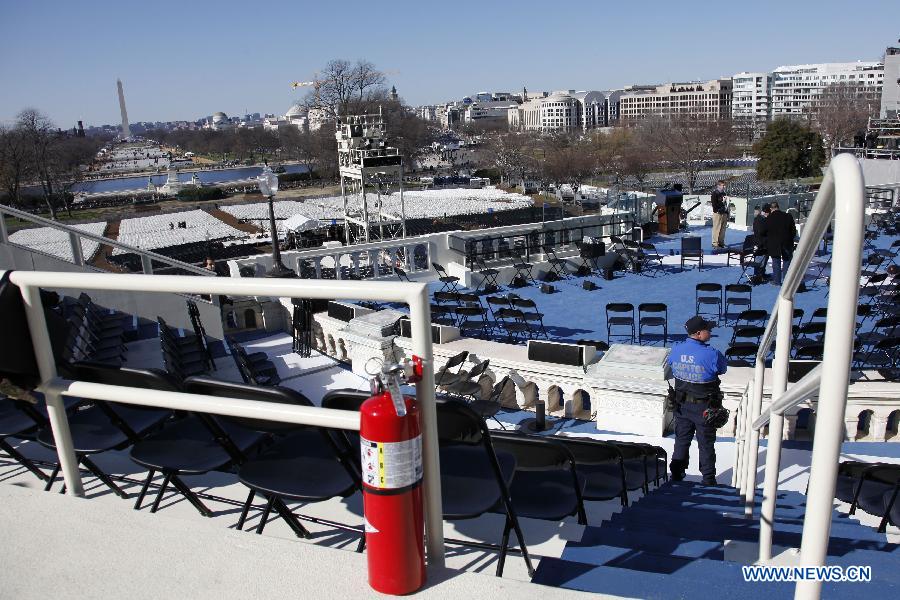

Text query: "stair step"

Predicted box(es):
[623, 503, 813, 524]
[566, 526, 726, 561]
[533, 557, 900, 599]
[608, 511, 887, 542]
[633, 498, 808, 517]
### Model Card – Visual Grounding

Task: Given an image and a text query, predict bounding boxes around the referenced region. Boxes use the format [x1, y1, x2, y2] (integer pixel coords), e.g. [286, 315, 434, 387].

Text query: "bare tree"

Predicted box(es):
[0, 125, 32, 207]
[807, 82, 880, 149]
[304, 59, 387, 119]
[645, 115, 736, 192]
[486, 132, 538, 184]
[17, 109, 60, 218]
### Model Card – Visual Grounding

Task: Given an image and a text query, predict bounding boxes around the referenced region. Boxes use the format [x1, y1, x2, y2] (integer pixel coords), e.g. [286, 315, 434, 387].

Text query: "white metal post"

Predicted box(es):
[408, 284, 444, 566]
[744, 361, 766, 516]
[69, 232, 84, 266]
[759, 295, 793, 560]
[732, 401, 743, 490]
[19, 284, 84, 496]
[795, 155, 864, 600]
[0, 210, 9, 243]
[141, 254, 153, 275]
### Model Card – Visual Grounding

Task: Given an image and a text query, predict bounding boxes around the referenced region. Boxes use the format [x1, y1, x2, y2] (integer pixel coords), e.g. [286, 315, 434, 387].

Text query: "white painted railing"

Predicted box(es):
[730, 153, 865, 600]
[8, 271, 445, 569]
[0, 203, 214, 276]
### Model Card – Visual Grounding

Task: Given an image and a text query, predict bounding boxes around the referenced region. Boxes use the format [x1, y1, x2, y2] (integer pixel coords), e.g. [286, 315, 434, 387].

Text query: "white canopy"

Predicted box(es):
[282, 213, 320, 232]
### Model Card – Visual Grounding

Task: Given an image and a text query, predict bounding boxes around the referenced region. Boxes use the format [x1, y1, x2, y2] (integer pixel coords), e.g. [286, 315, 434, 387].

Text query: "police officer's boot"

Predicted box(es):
[670, 459, 687, 482]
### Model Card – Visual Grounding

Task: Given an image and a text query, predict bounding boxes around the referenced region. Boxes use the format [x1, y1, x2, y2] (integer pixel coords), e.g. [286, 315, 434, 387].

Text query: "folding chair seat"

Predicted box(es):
[695, 283, 723, 321]
[631, 443, 669, 487]
[859, 272, 889, 302]
[432, 262, 460, 294]
[433, 291, 461, 306]
[430, 303, 455, 326]
[731, 325, 765, 346]
[455, 305, 491, 338]
[435, 350, 470, 389]
[541, 246, 569, 281]
[555, 437, 628, 507]
[490, 432, 587, 527]
[638, 303, 668, 345]
[435, 400, 533, 577]
[794, 343, 825, 361]
[793, 322, 827, 354]
[38, 364, 175, 498]
[806, 307, 828, 326]
[606, 303, 635, 344]
[508, 296, 549, 339]
[680, 236, 703, 271]
[184, 378, 360, 541]
[724, 284, 752, 322]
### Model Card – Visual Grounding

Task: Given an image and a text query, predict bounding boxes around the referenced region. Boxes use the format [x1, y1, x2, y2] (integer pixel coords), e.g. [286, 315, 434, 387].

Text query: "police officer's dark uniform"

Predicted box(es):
[666, 316, 727, 484]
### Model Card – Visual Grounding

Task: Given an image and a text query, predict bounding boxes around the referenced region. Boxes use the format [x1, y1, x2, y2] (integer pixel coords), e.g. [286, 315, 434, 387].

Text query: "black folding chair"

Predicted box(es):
[473, 257, 501, 293]
[731, 325, 765, 346]
[510, 246, 536, 287]
[468, 376, 515, 429]
[442, 359, 491, 400]
[186, 299, 216, 371]
[724, 284, 752, 323]
[555, 437, 628, 507]
[435, 351, 470, 390]
[432, 262, 461, 294]
[638, 303, 668, 345]
[490, 432, 587, 530]
[494, 308, 530, 342]
[541, 246, 569, 281]
[681, 236, 703, 271]
[508, 296, 549, 339]
[0, 396, 51, 482]
[695, 283, 723, 321]
[184, 378, 361, 543]
[638, 242, 665, 277]
[606, 303, 635, 343]
[436, 400, 533, 577]
[726, 343, 759, 367]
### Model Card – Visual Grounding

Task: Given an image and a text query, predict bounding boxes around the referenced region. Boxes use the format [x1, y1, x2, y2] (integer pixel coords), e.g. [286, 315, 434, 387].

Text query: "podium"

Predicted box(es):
[655, 189, 684, 234]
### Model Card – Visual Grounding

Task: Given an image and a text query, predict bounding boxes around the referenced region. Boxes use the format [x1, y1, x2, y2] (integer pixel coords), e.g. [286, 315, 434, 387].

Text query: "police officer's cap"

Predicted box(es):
[685, 315, 716, 335]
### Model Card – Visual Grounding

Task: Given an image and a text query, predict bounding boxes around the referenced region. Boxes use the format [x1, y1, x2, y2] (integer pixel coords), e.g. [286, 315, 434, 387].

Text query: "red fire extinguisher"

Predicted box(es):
[359, 356, 426, 595]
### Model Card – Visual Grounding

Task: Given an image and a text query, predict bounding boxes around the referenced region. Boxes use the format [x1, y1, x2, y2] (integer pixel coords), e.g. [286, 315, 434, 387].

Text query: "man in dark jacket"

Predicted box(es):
[760, 202, 797, 285]
[751, 205, 769, 282]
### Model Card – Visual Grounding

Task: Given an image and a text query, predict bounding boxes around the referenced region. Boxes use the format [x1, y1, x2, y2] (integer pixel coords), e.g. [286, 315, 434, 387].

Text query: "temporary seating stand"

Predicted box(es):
[730, 154, 864, 600]
[8, 272, 446, 572]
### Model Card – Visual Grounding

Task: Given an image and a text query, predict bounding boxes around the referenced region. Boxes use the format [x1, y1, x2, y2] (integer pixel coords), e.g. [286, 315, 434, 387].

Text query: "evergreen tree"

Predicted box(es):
[753, 119, 825, 180]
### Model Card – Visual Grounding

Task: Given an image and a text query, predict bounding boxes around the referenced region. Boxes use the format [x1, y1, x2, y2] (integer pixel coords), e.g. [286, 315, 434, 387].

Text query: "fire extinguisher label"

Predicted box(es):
[360, 435, 423, 491]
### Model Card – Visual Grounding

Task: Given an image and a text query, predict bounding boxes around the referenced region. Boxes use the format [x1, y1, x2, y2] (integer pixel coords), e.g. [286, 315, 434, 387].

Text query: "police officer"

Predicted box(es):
[666, 316, 727, 484]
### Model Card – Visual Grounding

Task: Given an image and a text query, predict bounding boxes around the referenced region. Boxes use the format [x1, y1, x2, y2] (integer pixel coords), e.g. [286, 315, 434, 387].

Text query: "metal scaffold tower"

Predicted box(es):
[336, 110, 406, 244]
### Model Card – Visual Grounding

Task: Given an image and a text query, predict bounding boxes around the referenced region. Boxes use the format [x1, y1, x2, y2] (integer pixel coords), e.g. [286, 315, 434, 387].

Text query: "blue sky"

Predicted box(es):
[1, 0, 898, 128]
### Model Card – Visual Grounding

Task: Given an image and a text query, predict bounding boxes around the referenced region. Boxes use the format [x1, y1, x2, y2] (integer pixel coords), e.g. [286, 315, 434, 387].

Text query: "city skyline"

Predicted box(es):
[1, 0, 898, 128]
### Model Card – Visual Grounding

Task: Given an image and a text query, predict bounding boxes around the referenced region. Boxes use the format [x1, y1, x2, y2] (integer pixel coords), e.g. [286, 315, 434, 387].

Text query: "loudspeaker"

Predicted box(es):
[540, 283, 555, 294]
[527, 339, 597, 367]
[398, 318, 459, 344]
[788, 360, 819, 383]
[583, 281, 598, 291]
[327, 301, 373, 322]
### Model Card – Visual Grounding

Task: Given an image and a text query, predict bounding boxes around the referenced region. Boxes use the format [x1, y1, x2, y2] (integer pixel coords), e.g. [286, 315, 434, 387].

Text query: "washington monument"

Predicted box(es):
[117, 78, 131, 139]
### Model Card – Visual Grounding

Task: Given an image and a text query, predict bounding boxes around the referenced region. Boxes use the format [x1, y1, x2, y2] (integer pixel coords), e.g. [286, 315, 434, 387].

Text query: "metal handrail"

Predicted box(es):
[731, 153, 864, 600]
[0, 203, 215, 276]
[8, 270, 444, 569]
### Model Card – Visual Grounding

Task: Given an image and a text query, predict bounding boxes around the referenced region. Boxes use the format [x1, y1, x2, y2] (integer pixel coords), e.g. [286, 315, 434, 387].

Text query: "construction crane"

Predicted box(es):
[290, 81, 319, 89]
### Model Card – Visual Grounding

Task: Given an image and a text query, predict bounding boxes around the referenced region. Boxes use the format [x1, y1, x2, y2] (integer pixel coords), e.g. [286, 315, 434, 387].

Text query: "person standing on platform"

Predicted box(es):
[751, 205, 770, 284]
[760, 202, 797, 285]
[710, 180, 729, 249]
[667, 316, 727, 485]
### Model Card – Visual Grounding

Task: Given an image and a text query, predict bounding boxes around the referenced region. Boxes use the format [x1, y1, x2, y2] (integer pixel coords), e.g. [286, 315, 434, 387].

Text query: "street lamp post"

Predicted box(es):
[257, 165, 294, 277]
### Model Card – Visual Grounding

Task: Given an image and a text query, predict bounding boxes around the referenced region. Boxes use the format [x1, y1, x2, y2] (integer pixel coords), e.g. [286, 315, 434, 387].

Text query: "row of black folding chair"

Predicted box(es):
[0, 395, 57, 483]
[226, 337, 281, 386]
[158, 317, 210, 382]
[606, 303, 669, 345]
[486, 294, 548, 340]
[697, 283, 753, 323]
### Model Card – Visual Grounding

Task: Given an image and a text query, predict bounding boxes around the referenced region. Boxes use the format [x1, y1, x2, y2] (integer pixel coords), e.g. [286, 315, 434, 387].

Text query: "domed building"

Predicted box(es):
[208, 112, 232, 131]
[284, 104, 309, 130]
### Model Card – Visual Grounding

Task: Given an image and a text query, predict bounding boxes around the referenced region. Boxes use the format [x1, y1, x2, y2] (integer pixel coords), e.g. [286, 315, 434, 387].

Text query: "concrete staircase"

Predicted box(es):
[533, 481, 899, 599]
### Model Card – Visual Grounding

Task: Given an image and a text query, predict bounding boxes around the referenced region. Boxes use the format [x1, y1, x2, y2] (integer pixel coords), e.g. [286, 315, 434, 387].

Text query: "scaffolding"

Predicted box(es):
[336, 110, 406, 244]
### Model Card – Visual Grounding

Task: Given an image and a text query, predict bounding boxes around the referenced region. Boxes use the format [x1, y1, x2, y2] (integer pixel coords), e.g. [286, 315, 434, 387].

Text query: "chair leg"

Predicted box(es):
[134, 469, 156, 510]
[81, 455, 128, 498]
[0, 439, 49, 481]
[236, 489, 255, 530]
[257, 495, 275, 534]
[508, 512, 534, 577]
[496, 516, 513, 577]
[273, 497, 311, 538]
[169, 474, 213, 517]
[355, 529, 366, 553]
[150, 472, 173, 513]
[44, 462, 61, 492]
